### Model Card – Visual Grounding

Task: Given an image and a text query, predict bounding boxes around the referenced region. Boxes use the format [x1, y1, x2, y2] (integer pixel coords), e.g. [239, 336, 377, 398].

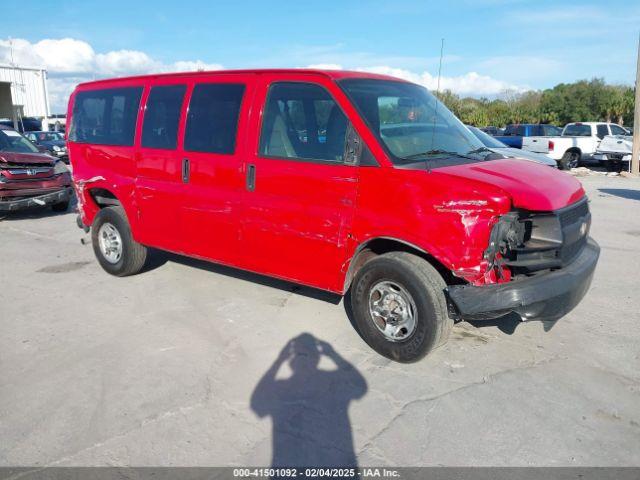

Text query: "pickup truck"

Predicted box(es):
[594, 134, 633, 171]
[522, 122, 629, 169]
[494, 124, 563, 149]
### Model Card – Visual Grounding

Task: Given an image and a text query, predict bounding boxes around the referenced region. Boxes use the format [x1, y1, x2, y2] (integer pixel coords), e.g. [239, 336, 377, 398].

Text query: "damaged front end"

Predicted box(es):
[447, 198, 599, 322]
[0, 159, 73, 212]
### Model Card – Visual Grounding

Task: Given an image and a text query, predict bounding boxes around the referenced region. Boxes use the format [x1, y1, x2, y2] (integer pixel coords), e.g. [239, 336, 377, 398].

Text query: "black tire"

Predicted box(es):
[91, 206, 147, 276]
[559, 151, 580, 170]
[51, 200, 69, 212]
[350, 252, 453, 363]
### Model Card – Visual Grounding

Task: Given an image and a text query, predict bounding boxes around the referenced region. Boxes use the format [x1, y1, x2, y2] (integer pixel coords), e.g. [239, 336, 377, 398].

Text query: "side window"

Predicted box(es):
[259, 82, 348, 162]
[69, 87, 142, 146]
[141, 85, 186, 149]
[596, 124, 609, 139]
[184, 83, 245, 154]
[542, 125, 559, 136]
[610, 124, 627, 136]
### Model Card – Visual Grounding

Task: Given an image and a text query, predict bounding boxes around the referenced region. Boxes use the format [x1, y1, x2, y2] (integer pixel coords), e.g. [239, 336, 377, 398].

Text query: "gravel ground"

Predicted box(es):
[1, 173, 639, 467]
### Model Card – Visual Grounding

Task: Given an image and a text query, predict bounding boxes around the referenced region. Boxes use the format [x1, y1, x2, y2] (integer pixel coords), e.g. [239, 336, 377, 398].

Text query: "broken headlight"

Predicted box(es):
[54, 160, 69, 175]
[484, 212, 525, 275]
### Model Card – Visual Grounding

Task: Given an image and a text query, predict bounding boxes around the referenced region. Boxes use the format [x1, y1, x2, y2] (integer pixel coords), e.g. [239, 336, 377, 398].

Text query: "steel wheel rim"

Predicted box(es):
[98, 222, 123, 264]
[368, 280, 417, 342]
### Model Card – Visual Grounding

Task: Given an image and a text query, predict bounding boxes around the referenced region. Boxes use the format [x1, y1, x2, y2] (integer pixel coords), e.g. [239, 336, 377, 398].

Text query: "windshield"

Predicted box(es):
[339, 79, 485, 165]
[467, 125, 507, 148]
[36, 132, 64, 142]
[563, 124, 591, 137]
[0, 129, 40, 153]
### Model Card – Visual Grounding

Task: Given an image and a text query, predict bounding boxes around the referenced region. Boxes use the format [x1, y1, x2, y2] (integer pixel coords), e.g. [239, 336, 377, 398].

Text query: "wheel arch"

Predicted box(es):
[343, 237, 459, 293]
[79, 185, 139, 236]
[88, 187, 122, 208]
[564, 147, 582, 157]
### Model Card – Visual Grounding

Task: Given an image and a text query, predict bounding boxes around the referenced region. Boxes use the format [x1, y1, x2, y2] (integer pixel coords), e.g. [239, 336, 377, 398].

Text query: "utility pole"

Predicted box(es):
[632, 33, 640, 175]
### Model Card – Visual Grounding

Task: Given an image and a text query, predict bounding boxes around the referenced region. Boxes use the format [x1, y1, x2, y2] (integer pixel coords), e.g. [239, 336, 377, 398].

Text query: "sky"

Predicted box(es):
[0, 0, 638, 113]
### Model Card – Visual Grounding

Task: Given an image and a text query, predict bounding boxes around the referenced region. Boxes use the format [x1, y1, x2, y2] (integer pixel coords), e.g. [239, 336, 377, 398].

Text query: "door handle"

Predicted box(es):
[182, 158, 190, 183]
[246, 164, 256, 192]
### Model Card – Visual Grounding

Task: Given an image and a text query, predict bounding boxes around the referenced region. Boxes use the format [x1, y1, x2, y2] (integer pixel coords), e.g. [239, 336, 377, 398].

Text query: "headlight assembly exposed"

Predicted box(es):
[484, 212, 524, 276]
[53, 145, 62, 152]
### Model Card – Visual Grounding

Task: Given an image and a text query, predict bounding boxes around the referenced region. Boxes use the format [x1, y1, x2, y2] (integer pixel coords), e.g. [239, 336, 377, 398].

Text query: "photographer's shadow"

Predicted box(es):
[250, 333, 367, 468]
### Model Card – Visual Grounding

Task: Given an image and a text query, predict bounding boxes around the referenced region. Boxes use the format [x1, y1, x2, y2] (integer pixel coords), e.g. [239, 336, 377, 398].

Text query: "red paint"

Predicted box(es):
[68, 69, 587, 293]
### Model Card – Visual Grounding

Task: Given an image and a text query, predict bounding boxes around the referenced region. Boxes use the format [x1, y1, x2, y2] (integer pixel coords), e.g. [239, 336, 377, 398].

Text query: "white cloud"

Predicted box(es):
[33, 38, 96, 73]
[305, 64, 526, 97]
[306, 63, 343, 70]
[0, 37, 225, 112]
[95, 50, 159, 75]
[361, 66, 526, 96]
[0, 36, 527, 113]
[168, 60, 224, 72]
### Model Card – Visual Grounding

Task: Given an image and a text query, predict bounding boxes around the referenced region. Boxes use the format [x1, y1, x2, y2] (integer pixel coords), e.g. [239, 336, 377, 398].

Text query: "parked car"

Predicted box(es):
[479, 126, 504, 136]
[24, 131, 69, 163]
[466, 125, 557, 167]
[0, 125, 72, 212]
[0, 117, 44, 133]
[68, 69, 599, 362]
[522, 122, 628, 169]
[594, 134, 633, 171]
[41, 115, 67, 133]
[494, 124, 562, 149]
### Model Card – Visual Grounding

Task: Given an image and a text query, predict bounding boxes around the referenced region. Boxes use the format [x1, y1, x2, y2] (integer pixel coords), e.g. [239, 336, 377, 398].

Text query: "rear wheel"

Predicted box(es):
[559, 151, 580, 170]
[91, 206, 147, 276]
[350, 252, 452, 363]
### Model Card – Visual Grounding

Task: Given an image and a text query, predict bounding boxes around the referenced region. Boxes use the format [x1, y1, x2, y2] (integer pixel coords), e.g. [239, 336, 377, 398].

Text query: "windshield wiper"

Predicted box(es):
[402, 149, 476, 161]
[466, 146, 493, 155]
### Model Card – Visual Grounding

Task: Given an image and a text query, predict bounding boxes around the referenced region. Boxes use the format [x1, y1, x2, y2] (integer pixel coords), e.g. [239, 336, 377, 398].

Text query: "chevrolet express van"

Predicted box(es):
[67, 69, 599, 362]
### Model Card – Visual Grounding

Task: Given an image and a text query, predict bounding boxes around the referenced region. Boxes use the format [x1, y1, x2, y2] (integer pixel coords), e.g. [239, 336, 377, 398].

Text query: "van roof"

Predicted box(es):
[75, 68, 411, 89]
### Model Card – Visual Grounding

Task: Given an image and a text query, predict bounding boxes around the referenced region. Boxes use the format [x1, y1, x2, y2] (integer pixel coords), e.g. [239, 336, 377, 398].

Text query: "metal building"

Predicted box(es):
[0, 64, 51, 123]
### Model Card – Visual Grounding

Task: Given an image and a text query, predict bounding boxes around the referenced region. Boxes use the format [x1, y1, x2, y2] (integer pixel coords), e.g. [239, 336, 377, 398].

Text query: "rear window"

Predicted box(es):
[563, 124, 591, 137]
[504, 125, 525, 136]
[542, 125, 562, 136]
[69, 87, 142, 146]
[141, 85, 186, 150]
[610, 124, 627, 136]
[184, 83, 245, 154]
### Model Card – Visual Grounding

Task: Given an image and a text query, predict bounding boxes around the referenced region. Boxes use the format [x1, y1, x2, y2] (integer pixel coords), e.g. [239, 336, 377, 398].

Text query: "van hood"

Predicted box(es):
[0, 151, 56, 166]
[435, 158, 584, 211]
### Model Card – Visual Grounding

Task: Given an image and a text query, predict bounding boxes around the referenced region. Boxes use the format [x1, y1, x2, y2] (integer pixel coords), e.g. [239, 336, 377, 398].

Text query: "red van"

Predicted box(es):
[67, 69, 599, 362]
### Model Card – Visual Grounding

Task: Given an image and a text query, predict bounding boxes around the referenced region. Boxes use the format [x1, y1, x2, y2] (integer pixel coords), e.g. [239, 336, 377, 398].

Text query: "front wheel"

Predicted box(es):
[350, 252, 453, 363]
[91, 206, 147, 276]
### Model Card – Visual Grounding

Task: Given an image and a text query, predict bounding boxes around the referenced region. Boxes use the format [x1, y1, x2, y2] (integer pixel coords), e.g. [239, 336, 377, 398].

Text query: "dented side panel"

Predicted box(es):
[348, 167, 512, 288]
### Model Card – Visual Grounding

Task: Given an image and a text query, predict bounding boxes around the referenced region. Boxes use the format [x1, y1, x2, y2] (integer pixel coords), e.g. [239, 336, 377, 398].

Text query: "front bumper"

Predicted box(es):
[447, 238, 600, 322]
[0, 187, 73, 212]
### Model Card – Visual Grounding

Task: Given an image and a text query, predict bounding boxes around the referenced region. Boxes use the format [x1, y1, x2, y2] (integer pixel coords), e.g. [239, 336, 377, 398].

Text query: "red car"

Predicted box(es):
[67, 69, 599, 362]
[0, 125, 72, 212]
